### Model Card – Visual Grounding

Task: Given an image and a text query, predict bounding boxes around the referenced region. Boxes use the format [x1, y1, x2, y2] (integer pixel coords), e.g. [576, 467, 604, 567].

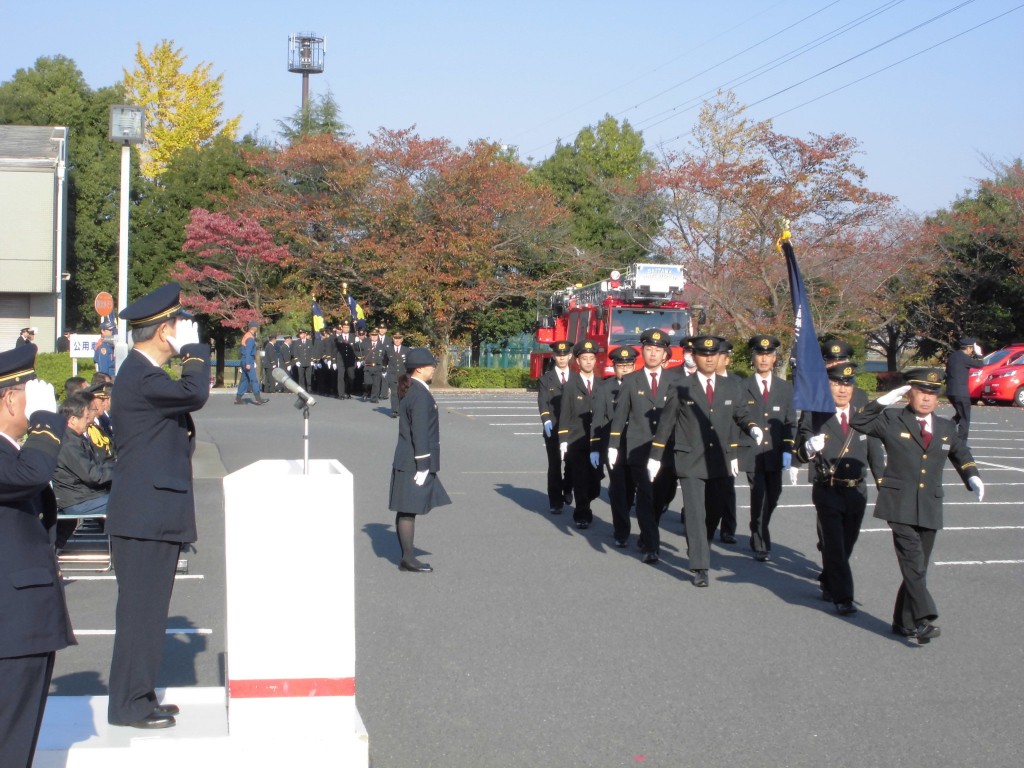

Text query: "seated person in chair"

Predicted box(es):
[53, 391, 115, 547]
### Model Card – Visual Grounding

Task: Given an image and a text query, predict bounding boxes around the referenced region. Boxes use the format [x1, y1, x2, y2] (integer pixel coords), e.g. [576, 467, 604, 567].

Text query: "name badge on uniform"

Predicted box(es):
[859, 434, 867, 441]
[942, 444, 951, 451]
[685, 400, 695, 406]
[576, 395, 583, 400]
[900, 432, 911, 438]
[724, 400, 732, 405]
[772, 406, 780, 412]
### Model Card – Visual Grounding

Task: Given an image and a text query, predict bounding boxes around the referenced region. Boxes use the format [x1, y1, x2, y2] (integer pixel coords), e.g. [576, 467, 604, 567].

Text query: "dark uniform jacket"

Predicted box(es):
[557, 372, 598, 450]
[794, 403, 885, 490]
[537, 367, 570, 432]
[650, 373, 750, 479]
[53, 427, 115, 509]
[262, 340, 279, 370]
[106, 344, 210, 543]
[334, 333, 358, 367]
[609, 367, 679, 466]
[850, 400, 979, 530]
[945, 349, 983, 398]
[0, 411, 76, 658]
[361, 338, 385, 369]
[592, 375, 625, 458]
[293, 338, 314, 367]
[389, 380, 451, 515]
[738, 373, 796, 473]
[384, 344, 410, 381]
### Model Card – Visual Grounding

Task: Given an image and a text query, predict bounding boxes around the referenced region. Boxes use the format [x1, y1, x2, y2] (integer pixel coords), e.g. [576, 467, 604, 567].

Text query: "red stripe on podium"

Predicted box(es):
[229, 677, 356, 698]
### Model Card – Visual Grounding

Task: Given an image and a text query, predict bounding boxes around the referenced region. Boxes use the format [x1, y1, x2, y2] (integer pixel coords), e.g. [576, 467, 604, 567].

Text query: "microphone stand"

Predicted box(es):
[294, 397, 311, 475]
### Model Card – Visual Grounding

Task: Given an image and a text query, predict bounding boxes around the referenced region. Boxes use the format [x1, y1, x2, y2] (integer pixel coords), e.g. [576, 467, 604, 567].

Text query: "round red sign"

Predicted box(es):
[94, 291, 114, 317]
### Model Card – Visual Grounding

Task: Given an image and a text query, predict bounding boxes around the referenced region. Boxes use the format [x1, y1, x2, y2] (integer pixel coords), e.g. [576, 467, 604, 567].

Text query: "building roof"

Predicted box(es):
[0, 125, 67, 168]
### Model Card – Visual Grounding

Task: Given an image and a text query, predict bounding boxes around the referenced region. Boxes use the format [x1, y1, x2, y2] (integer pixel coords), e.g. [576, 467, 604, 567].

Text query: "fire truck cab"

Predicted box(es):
[531, 263, 697, 379]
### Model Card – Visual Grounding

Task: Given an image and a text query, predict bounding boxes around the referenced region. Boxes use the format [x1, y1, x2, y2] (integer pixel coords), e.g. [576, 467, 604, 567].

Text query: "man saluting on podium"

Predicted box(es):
[106, 283, 210, 729]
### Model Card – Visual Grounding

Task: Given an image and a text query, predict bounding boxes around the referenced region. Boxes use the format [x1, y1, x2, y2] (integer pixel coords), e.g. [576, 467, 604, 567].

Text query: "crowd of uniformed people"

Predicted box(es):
[538, 328, 985, 643]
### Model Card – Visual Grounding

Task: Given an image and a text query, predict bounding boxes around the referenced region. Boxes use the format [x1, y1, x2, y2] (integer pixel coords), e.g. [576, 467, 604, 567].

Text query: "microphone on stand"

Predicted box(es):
[272, 367, 317, 408]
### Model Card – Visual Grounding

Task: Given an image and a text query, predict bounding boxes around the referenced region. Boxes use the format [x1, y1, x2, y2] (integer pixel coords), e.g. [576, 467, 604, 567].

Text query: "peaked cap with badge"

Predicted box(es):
[574, 340, 599, 357]
[749, 334, 781, 352]
[827, 361, 858, 384]
[640, 328, 671, 348]
[691, 334, 723, 355]
[0, 344, 38, 386]
[821, 339, 854, 361]
[550, 340, 572, 355]
[612, 346, 638, 363]
[119, 282, 192, 328]
[904, 367, 945, 393]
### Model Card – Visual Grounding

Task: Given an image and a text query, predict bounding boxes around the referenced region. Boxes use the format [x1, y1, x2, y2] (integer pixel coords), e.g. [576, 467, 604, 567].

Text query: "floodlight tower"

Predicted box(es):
[288, 32, 326, 119]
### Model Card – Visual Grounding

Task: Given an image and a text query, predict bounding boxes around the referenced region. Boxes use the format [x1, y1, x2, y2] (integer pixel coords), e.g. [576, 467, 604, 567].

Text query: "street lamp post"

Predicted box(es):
[108, 105, 145, 344]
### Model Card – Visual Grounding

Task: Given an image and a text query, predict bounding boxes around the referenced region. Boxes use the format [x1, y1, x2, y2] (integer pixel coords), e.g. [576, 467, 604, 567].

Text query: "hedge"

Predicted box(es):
[449, 367, 533, 389]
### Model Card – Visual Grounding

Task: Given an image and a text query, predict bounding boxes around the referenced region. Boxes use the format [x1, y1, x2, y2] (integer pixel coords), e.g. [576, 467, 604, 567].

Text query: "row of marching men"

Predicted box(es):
[538, 330, 984, 644]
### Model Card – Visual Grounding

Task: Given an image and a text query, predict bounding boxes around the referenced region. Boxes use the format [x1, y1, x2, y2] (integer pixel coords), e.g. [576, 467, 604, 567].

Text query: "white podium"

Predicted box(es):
[223, 459, 367, 764]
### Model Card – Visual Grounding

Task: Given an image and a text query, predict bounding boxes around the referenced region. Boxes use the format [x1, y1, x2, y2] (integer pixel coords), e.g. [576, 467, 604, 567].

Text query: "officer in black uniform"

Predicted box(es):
[851, 368, 984, 643]
[537, 340, 574, 514]
[593, 345, 638, 547]
[293, 329, 314, 392]
[384, 332, 410, 417]
[608, 329, 678, 562]
[362, 330, 387, 403]
[944, 336, 983, 442]
[262, 335, 280, 393]
[558, 340, 603, 529]
[796, 362, 885, 616]
[739, 334, 796, 561]
[334, 321, 359, 399]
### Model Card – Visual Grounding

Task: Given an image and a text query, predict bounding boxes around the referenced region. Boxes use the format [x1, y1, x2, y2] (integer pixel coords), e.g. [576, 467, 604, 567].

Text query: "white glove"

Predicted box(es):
[973, 343, 982, 357]
[607, 447, 618, 467]
[807, 433, 826, 454]
[559, 442, 568, 460]
[647, 458, 661, 482]
[788, 466, 800, 486]
[730, 458, 739, 477]
[968, 476, 984, 502]
[750, 426, 764, 446]
[589, 451, 600, 468]
[167, 319, 199, 353]
[414, 470, 429, 486]
[877, 384, 911, 406]
[543, 421, 552, 438]
[24, 379, 57, 419]
[357, 361, 363, 368]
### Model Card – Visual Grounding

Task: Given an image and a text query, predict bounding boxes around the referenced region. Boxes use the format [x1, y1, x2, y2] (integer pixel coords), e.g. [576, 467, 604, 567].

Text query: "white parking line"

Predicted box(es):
[934, 560, 1024, 566]
[976, 461, 1024, 472]
[64, 574, 204, 582]
[862, 525, 1024, 532]
[74, 628, 213, 636]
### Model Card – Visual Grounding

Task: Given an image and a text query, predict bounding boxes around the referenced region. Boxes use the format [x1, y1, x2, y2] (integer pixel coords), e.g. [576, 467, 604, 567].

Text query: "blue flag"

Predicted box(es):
[781, 234, 835, 414]
[311, 299, 325, 332]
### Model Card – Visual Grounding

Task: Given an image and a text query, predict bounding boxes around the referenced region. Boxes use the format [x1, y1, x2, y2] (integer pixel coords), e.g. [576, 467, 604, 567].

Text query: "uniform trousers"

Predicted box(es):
[0, 651, 55, 768]
[632, 462, 676, 554]
[566, 446, 601, 525]
[748, 469, 783, 553]
[717, 478, 737, 537]
[365, 369, 384, 401]
[108, 536, 180, 725]
[235, 366, 262, 399]
[889, 522, 938, 628]
[948, 395, 972, 442]
[341, 366, 356, 397]
[296, 365, 311, 392]
[813, 484, 866, 604]
[607, 460, 636, 541]
[389, 377, 401, 413]
[543, 434, 571, 509]
[679, 475, 732, 571]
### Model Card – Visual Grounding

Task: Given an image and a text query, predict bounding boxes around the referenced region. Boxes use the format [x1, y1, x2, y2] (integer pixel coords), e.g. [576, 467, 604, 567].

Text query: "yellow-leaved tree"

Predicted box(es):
[123, 40, 241, 178]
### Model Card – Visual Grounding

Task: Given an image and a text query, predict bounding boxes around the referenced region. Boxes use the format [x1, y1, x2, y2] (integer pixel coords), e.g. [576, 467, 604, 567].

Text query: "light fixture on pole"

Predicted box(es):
[108, 105, 145, 344]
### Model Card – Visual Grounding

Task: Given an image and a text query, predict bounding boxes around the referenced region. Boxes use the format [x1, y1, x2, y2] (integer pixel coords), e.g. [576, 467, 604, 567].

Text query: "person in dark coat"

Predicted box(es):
[0, 345, 75, 767]
[739, 335, 797, 561]
[558, 340, 603, 529]
[795, 363, 885, 616]
[851, 368, 984, 644]
[537, 340, 574, 514]
[235, 322, 266, 405]
[334, 321, 359, 399]
[593, 346, 638, 547]
[944, 337, 983, 442]
[15, 327, 36, 348]
[608, 329, 678, 562]
[106, 283, 211, 728]
[388, 348, 451, 572]
[649, 334, 760, 586]
[383, 332, 411, 418]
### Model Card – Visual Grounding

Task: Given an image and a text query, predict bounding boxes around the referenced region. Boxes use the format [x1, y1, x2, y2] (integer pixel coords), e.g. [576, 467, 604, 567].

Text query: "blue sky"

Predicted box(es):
[2, 0, 1021, 214]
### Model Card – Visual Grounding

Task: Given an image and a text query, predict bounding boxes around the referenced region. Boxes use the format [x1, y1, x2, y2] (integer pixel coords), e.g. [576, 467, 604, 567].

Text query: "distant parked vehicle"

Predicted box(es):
[980, 352, 1024, 407]
[969, 344, 1024, 401]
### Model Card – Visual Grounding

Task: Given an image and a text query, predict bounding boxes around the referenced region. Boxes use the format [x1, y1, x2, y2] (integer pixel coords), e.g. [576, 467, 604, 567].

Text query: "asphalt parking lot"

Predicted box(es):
[53, 390, 1024, 767]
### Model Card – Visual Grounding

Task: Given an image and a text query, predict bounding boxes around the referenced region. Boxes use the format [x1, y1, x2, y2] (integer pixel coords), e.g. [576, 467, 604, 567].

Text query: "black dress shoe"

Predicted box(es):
[914, 621, 940, 644]
[399, 559, 433, 572]
[124, 713, 176, 729]
[153, 703, 180, 716]
[693, 570, 709, 587]
[549, 506, 562, 515]
[575, 521, 590, 530]
[836, 601, 858, 616]
[255, 398, 269, 405]
[891, 623, 916, 638]
[753, 551, 770, 562]
[613, 538, 628, 548]
[641, 551, 659, 565]
[391, 410, 398, 418]
[720, 532, 737, 544]
[563, 489, 573, 506]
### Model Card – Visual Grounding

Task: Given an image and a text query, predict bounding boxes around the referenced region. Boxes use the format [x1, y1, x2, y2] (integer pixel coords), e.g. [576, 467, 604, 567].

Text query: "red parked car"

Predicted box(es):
[980, 350, 1024, 407]
[969, 344, 1024, 401]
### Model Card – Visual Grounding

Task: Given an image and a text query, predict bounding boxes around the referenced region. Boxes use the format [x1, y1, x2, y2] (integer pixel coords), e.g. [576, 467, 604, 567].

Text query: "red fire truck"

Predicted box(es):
[531, 263, 698, 379]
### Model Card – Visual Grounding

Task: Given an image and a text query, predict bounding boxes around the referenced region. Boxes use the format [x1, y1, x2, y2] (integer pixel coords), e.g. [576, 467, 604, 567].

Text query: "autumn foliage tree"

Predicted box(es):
[123, 40, 241, 178]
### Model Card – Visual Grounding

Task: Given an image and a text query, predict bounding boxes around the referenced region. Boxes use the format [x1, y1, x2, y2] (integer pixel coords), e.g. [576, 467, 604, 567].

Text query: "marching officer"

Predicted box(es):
[795, 362, 885, 616]
[384, 332, 411, 418]
[945, 336, 983, 442]
[293, 329, 314, 392]
[558, 340, 602, 530]
[262, 334, 280, 393]
[607, 328, 678, 562]
[362, 329, 387, 403]
[593, 345, 638, 547]
[851, 368, 984, 643]
[739, 334, 796, 562]
[334, 321, 359, 399]
[649, 334, 761, 586]
[537, 340, 574, 514]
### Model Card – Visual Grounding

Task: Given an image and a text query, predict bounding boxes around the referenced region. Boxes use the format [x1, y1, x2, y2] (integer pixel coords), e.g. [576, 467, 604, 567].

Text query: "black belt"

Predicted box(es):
[814, 477, 863, 488]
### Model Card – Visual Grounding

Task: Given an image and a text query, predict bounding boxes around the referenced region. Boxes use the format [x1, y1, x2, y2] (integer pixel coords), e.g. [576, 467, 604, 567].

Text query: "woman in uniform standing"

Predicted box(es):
[389, 348, 451, 572]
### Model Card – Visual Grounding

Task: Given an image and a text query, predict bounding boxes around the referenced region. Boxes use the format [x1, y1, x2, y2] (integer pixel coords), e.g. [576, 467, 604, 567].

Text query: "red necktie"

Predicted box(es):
[560, 372, 566, 385]
[705, 379, 714, 404]
[651, 372, 658, 399]
[586, 379, 592, 395]
[762, 379, 769, 403]
[840, 411, 849, 436]
[918, 419, 931, 448]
